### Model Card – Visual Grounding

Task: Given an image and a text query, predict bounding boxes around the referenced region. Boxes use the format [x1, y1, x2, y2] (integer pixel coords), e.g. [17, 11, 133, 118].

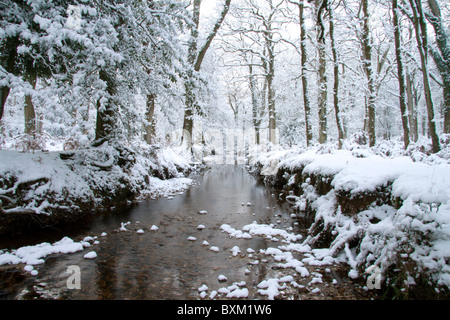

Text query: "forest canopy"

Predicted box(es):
[0, 0, 449, 155]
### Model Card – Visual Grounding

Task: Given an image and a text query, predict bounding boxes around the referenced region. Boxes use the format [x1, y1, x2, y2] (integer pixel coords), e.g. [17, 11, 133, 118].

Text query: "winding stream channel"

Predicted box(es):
[0, 166, 374, 300]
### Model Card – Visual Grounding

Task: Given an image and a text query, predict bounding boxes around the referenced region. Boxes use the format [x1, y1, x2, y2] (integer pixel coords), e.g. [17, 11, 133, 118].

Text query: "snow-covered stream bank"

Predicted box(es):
[0, 141, 192, 237]
[248, 141, 450, 299]
[0, 166, 374, 300]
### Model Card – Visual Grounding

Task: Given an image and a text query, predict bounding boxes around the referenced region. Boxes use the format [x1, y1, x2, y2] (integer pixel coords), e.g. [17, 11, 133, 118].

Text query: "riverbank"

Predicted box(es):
[248, 136, 450, 299]
[0, 140, 194, 238]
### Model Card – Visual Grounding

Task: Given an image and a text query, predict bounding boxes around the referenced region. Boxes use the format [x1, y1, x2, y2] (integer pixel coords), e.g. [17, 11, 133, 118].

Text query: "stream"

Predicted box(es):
[0, 165, 374, 300]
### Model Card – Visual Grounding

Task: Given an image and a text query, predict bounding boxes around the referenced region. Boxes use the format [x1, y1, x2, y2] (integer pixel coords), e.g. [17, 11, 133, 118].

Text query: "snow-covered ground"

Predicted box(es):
[248, 136, 450, 294]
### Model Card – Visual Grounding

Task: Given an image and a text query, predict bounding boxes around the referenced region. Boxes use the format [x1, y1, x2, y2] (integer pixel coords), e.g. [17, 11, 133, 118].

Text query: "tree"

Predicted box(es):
[181, 0, 232, 152]
[289, 0, 313, 146]
[243, 0, 286, 145]
[1, 0, 189, 146]
[329, 1, 345, 149]
[259, 0, 281, 145]
[72, 0, 187, 142]
[393, 0, 411, 149]
[361, 0, 376, 147]
[0, 0, 69, 135]
[248, 62, 265, 144]
[408, 0, 441, 152]
[219, 26, 266, 144]
[0, 35, 19, 124]
[315, 0, 328, 144]
[426, 0, 450, 134]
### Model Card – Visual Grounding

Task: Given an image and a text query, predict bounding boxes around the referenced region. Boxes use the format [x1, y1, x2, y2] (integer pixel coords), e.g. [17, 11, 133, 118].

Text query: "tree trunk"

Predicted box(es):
[426, 0, 450, 134]
[266, 35, 276, 145]
[249, 65, 261, 145]
[329, 4, 344, 149]
[298, 1, 313, 147]
[0, 36, 19, 123]
[24, 73, 37, 136]
[406, 72, 419, 142]
[393, 0, 410, 149]
[315, 0, 328, 144]
[95, 70, 117, 141]
[409, 0, 440, 153]
[181, 0, 201, 150]
[182, 0, 231, 151]
[144, 94, 156, 144]
[0, 87, 10, 124]
[361, 0, 376, 147]
[444, 85, 450, 134]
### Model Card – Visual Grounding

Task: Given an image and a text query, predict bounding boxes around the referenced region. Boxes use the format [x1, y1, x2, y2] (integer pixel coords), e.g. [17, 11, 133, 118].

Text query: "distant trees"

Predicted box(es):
[1, 0, 448, 154]
[215, 0, 447, 152]
[221, 0, 287, 146]
[181, 0, 231, 153]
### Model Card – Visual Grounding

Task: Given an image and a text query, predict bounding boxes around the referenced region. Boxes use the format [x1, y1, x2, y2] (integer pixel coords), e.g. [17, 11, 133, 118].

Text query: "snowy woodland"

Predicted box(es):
[0, 0, 450, 299]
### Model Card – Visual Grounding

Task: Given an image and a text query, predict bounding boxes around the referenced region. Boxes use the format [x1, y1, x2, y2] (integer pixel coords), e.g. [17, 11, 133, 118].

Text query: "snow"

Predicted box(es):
[311, 288, 321, 294]
[1, 132, 448, 299]
[230, 246, 241, 256]
[83, 251, 97, 259]
[0, 253, 22, 265]
[145, 177, 193, 199]
[24, 265, 34, 272]
[219, 224, 252, 239]
[0, 144, 193, 219]
[226, 287, 249, 298]
[218, 275, 227, 282]
[221, 222, 302, 243]
[198, 284, 208, 292]
[254, 146, 450, 206]
[257, 278, 285, 300]
[119, 222, 130, 232]
[0, 237, 84, 266]
[0, 151, 92, 215]
[250, 143, 450, 290]
[209, 290, 218, 299]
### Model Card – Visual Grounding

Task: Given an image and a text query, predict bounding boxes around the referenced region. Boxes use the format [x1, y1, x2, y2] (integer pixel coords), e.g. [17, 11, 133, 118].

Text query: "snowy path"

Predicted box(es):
[0, 166, 373, 300]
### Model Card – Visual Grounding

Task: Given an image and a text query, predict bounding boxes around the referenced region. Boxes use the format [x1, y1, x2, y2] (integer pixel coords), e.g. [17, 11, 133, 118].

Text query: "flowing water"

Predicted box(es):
[0, 166, 373, 300]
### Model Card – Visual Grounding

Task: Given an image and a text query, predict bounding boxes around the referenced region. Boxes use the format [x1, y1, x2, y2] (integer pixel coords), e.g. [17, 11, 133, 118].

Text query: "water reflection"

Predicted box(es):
[3, 165, 298, 300]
